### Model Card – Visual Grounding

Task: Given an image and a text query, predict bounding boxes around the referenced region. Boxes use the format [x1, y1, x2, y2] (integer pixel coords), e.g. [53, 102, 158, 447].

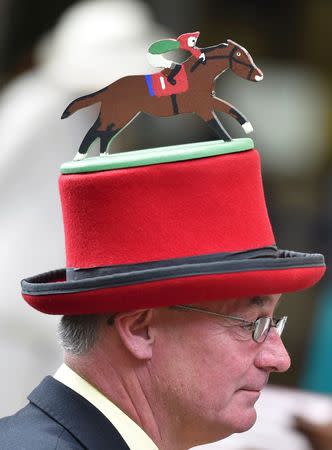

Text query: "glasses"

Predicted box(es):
[171, 305, 287, 343]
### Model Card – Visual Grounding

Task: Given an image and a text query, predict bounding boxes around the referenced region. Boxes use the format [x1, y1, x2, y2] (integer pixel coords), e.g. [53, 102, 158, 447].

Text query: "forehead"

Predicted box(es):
[193, 294, 281, 316]
[235, 44, 253, 62]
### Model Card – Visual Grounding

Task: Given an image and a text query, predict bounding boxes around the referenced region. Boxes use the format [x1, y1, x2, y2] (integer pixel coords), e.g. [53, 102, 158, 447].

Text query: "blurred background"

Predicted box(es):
[0, 0, 331, 449]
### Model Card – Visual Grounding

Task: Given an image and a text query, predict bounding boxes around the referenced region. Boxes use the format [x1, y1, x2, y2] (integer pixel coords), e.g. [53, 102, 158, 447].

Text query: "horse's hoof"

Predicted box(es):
[100, 152, 109, 157]
[242, 122, 253, 134]
[73, 152, 86, 161]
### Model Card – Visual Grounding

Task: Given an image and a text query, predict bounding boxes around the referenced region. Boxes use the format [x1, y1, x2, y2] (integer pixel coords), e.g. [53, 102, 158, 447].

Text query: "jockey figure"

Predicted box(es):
[147, 31, 206, 85]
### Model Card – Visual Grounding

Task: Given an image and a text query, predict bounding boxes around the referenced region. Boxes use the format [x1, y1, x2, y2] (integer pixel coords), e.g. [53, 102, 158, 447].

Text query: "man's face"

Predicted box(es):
[150, 295, 290, 446]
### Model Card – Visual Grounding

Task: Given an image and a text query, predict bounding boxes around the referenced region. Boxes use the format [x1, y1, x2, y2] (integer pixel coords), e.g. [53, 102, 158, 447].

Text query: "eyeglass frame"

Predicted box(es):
[171, 304, 287, 343]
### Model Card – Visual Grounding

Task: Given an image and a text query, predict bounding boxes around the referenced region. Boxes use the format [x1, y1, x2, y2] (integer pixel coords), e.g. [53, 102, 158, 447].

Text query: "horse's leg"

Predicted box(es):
[211, 96, 253, 134]
[97, 105, 141, 155]
[74, 117, 101, 161]
[99, 124, 121, 156]
[196, 110, 232, 141]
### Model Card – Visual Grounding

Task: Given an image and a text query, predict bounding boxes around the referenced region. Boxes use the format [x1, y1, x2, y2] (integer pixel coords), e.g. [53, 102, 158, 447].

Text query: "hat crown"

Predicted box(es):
[59, 145, 275, 269]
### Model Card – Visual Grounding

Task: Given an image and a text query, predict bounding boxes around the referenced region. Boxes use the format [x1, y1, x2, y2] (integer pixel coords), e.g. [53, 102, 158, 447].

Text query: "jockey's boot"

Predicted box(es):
[167, 64, 181, 85]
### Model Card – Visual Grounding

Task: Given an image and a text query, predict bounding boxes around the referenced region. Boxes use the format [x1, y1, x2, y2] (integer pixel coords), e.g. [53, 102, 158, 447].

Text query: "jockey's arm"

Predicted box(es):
[189, 47, 206, 61]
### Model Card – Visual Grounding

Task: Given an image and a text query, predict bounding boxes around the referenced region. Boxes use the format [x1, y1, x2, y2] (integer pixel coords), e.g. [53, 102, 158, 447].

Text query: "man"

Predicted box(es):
[0, 140, 325, 449]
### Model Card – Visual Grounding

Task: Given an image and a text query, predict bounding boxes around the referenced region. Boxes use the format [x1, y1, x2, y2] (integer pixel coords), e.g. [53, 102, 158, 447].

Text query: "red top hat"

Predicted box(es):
[22, 140, 325, 315]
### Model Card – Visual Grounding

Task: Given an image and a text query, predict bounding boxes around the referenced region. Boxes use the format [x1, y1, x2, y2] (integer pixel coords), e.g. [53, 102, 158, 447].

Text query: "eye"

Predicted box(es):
[231, 322, 255, 341]
[240, 322, 254, 332]
[236, 51, 241, 57]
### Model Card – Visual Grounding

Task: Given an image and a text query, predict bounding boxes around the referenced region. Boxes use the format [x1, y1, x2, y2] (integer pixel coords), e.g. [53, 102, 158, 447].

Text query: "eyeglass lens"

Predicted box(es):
[253, 318, 270, 342]
[254, 317, 287, 343]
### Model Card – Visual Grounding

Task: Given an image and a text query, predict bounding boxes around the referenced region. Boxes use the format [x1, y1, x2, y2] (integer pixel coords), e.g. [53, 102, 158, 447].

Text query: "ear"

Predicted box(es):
[227, 39, 236, 46]
[114, 309, 155, 360]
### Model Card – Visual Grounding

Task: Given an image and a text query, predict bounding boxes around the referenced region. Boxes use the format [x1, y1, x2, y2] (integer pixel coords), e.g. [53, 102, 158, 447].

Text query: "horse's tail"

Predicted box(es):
[61, 86, 108, 119]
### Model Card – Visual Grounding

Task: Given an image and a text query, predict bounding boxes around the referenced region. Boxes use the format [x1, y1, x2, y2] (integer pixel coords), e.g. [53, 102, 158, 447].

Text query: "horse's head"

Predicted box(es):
[226, 39, 263, 82]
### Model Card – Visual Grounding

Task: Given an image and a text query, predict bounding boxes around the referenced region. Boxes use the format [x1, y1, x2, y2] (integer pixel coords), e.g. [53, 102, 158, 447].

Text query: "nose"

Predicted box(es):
[255, 329, 291, 373]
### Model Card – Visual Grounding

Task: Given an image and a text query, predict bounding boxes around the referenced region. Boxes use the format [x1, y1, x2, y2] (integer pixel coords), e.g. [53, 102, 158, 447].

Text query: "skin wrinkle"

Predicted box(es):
[64, 294, 290, 450]
[113, 371, 142, 425]
[143, 363, 164, 443]
[118, 368, 156, 436]
[145, 358, 185, 449]
[114, 373, 142, 416]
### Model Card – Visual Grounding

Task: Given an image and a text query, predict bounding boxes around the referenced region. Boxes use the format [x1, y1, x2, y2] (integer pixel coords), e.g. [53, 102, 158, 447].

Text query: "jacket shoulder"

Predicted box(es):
[0, 402, 83, 450]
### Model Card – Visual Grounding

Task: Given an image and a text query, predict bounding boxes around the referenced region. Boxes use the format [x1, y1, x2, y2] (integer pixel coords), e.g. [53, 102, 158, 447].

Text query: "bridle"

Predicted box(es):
[190, 44, 255, 80]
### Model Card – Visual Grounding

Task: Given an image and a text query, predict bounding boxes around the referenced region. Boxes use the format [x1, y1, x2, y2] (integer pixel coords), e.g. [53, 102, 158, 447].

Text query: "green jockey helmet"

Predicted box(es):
[148, 39, 180, 55]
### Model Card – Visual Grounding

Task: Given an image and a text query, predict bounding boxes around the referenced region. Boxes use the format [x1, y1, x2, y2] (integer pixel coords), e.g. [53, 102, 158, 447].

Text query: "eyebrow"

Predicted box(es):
[249, 296, 272, 307]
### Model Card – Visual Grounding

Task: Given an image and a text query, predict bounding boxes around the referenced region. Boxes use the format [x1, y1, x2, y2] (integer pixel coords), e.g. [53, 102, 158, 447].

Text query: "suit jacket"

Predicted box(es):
[0, 376, 130, 449]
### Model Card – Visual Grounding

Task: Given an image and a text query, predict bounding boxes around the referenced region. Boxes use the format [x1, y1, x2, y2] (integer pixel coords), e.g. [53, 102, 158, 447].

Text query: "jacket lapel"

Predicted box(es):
[28, 376, 130, 450]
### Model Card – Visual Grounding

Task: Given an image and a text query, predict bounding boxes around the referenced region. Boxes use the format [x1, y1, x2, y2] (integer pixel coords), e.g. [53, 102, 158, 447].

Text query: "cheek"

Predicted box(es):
[154, 327, 252, 407]
[150, 323, 260, 438]
[195, 341, 261, 419]
[198, 349, 250, 399]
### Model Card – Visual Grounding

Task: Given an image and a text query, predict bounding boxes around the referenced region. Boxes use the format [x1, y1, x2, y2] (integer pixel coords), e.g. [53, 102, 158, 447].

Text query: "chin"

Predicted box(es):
[232, 408, 257, 433]
[227, 389, 260, 432]
[203, 420, 256, 446]
[204, 408, 257, 444]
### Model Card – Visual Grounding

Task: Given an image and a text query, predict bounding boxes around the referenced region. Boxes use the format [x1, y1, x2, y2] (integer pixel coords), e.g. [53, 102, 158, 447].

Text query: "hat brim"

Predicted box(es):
[22, 247, 325, 315]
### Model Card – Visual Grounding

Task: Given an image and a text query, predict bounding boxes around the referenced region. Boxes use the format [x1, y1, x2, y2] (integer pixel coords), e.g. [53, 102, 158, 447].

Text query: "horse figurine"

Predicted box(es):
[62, 39, 263, 161]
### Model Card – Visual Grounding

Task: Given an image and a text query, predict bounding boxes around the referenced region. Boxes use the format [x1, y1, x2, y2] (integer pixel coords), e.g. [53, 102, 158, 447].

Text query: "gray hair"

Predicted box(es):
[57, 314, 103, 355]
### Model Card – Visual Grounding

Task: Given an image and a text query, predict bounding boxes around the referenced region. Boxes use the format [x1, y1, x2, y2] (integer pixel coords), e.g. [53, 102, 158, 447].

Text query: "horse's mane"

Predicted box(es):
[183, 42, 230, 72]
[200, 43, 228, 54]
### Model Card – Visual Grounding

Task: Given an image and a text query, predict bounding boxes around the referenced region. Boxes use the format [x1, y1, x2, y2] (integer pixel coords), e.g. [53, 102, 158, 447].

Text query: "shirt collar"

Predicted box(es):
[54, 363, 159, 450]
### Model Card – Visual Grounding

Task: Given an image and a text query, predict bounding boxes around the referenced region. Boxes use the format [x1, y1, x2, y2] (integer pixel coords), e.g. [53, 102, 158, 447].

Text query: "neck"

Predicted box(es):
[184, 48, 231, 86]
[64, 352, 191, 450]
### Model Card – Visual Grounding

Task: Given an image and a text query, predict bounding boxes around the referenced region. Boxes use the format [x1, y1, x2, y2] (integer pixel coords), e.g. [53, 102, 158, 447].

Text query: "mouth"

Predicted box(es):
[237, 388, 262, 403]
[240, 388, 261, 394]
[240, 379, 268, 393]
